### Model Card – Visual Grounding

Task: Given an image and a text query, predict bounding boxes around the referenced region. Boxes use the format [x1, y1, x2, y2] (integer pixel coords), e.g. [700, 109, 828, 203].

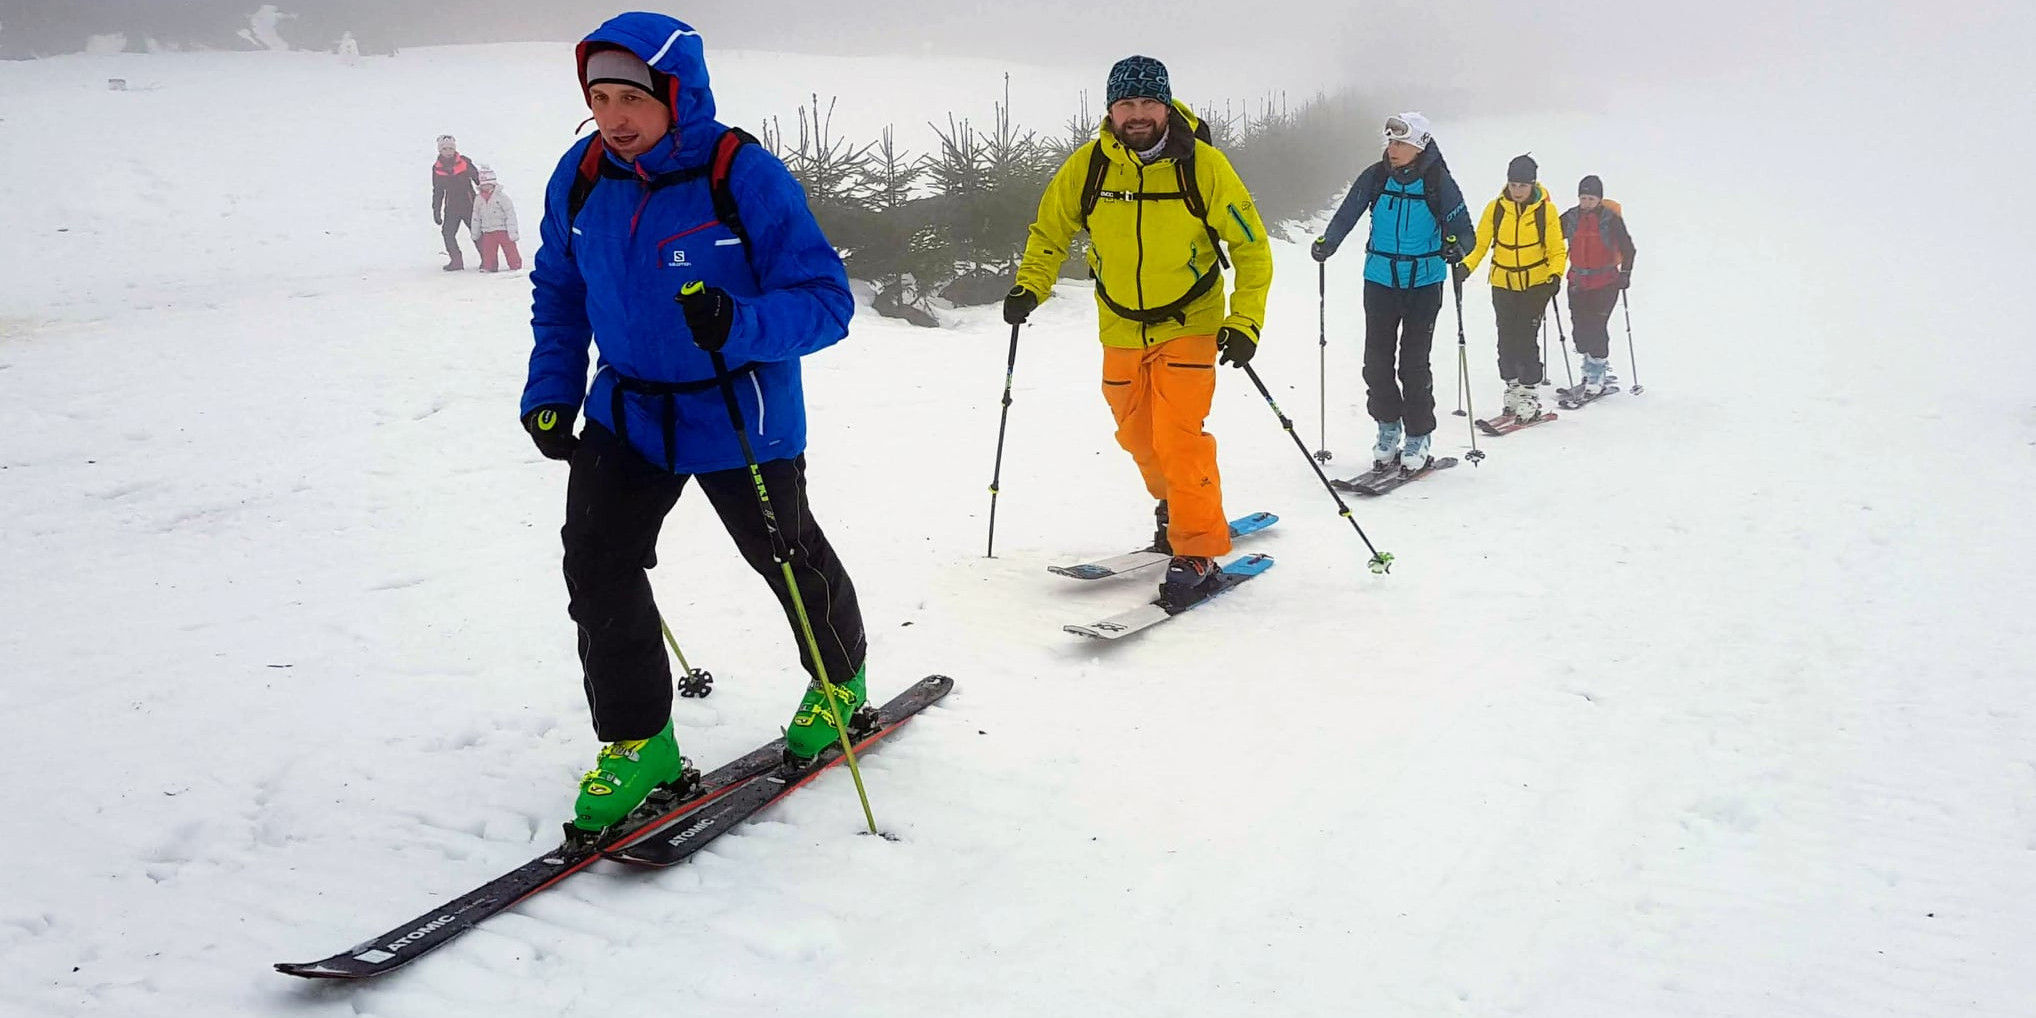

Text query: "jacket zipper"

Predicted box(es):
[1134, 160, 1148, 345]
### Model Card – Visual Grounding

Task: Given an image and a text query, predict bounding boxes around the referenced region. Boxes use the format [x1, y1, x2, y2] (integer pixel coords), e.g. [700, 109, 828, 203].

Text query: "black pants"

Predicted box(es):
[1492, 284, 1555, 385]
[562, 423, 867, 741]
[1362, 281, 1444, 437]
[441, 209, 475, 265]
[1568, 285, 1618, 360]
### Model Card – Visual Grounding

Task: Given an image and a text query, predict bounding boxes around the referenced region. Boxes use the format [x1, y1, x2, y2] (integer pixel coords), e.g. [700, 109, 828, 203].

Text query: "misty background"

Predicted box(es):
[2, 0, 2018, 102]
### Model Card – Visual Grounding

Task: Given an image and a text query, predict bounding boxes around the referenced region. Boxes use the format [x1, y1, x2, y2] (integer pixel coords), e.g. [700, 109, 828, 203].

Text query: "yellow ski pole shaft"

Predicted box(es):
[657, 615, 694, 675]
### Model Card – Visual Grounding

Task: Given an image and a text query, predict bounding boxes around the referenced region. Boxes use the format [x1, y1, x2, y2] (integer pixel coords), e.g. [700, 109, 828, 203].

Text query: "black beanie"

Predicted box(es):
[1578, 174, 1604, 197]
[1507, 154, 1537, 184]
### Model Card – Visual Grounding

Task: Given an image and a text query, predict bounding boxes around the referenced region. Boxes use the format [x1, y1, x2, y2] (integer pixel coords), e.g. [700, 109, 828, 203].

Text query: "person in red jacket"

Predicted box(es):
[1560, 175, 1637, 396]
[431, 134, 480, 271]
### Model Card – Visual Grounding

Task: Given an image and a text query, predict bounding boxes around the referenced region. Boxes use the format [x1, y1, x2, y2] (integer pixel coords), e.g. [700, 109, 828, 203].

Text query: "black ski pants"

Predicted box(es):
[1362, 281, 1444, 437]
[1567, 284, 1618, 360]
[441, 208, 476, 266]
[562, 422, 867, 741]
[1492, 283, 1556, 385]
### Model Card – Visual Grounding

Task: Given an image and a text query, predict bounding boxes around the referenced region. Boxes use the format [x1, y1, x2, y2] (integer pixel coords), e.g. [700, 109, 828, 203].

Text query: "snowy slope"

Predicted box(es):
[3, 42, 2035, 1018]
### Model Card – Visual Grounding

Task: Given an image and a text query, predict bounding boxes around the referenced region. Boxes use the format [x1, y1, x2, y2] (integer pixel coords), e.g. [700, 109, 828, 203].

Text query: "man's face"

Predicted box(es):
[1579, 194, 1602, 211]
[1385, 140, 1421, 168]
[589, 82, 669, 160]
[1109, 97, 1170, 152]
[1507, 181, 1533, 203]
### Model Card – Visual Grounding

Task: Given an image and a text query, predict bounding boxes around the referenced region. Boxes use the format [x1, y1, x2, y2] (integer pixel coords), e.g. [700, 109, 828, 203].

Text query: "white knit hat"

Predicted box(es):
[476, 165, 497, 185]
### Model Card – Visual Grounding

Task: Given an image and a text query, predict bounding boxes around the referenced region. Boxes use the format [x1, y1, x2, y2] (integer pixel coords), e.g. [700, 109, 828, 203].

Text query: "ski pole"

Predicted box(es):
[1452, 346, 1467, 418]
[682, 283, 879, 835]
[1314, 262, 1332, 462]
[658, 615, 714, 698]
[1620, 289, 1644, 394]
[1452, 274, 1485, 465]
[985, 321, 1021, 558]
[1551, 288, 1575, 390]
[1239, 362, 1394, 574]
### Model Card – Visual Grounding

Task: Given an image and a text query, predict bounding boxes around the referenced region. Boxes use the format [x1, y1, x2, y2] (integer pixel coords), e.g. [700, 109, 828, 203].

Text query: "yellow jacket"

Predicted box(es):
[1462, 184, 1568, 291]
[1015, 102, 1272, 349]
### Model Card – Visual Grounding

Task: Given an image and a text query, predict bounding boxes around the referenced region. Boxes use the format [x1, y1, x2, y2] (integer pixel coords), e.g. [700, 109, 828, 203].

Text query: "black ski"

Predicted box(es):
[610, 674, 954, 866]
[1334, 456, 1459, 496]
[274, 675, 952, 980]
[1556, 383, 1621, 410]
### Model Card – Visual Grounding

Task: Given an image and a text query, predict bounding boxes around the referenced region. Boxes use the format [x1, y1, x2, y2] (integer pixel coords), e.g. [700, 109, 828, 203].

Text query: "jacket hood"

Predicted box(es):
[576, 13, 719, 169]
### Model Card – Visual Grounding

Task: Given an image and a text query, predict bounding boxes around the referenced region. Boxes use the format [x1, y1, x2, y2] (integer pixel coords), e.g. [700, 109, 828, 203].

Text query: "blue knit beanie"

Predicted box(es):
[1107, 55, 1171, 107]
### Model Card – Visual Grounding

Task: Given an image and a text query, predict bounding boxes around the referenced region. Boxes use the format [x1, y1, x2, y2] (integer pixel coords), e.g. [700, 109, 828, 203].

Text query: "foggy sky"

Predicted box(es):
[2, 0, 2015, 97]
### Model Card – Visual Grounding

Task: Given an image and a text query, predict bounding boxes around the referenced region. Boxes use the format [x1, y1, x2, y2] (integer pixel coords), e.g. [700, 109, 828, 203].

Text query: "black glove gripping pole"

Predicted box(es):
[1313, 262, 1332, 463]
[1551, 288, 1575, 390]
[680, 283, 879, 835]
[1620, 290, 1645, 395]
[1452, 275, 1485, 465]
[1240, 362, 1394, 574]
[985, 321, 1021, 558]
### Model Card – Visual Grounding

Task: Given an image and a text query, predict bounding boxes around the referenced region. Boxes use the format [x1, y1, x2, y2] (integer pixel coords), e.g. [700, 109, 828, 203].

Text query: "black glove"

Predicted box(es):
[1217, 327, 1257, 368]
[1003, 286, 1040, 326]
[1547, 277, 1562, 298]
[1310, 238, 1333, 263]
[522, 405, 579, 461]
[433, 209, 443, 226]
[1452, 262, 1471, 286]
[676, 284, 735, 352]
[1442, 236, 1465, 265]
[1618, 269, 1632, 290]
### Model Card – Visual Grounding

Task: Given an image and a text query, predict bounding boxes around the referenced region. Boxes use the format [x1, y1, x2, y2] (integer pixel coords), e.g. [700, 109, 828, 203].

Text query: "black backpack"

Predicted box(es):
[1074, 116, 1230, 326]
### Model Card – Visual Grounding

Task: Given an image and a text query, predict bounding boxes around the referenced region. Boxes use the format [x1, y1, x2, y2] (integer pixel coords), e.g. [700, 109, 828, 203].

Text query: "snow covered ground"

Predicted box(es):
[3, 40, 2034, 1018]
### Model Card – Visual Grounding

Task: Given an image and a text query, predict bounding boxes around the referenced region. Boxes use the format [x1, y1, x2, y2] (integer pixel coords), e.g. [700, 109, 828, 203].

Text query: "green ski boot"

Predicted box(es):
[570, 718, 689, 836]
[784, 669, 871, 761]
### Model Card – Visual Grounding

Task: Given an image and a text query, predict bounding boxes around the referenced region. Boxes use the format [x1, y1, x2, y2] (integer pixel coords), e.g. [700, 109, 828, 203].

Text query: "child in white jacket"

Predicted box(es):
[472, 166, 522, 272]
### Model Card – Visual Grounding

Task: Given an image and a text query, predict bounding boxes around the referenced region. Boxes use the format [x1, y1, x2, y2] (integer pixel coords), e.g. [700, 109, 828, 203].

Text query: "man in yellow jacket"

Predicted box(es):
[1005, 54, 1272, 606]
[1459, 154, 1568, 421]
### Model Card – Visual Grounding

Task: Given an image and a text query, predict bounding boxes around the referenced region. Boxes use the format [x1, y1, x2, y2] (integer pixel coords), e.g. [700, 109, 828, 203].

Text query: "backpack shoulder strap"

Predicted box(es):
[1078, 140, 1111, 223]
[1534, 200, 1547, 242]
[1490, 198, 1506, 235]
[1174, 141, 1230, 270]
[562, 135, 608, 257]
[708, 127, 758, 249]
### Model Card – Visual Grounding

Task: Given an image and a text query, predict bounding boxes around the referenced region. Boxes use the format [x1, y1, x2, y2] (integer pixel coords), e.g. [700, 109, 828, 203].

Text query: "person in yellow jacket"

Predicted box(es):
[1457, 153, 1568, 421]
[1004, 54, 1272, 606]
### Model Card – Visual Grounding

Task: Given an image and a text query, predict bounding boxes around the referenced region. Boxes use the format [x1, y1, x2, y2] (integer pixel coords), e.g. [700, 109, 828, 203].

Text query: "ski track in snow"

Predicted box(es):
[4, 42, 2036, 1018]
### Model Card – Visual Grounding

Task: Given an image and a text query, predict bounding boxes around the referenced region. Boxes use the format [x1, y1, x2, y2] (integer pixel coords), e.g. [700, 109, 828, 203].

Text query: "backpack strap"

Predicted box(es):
[1094, 267, 1222, 328]
[1175, 146, 1229, 271]
[1079, 141, 1112, 222]
[563, 135, 609, 257]
[708, 127, 758, 250]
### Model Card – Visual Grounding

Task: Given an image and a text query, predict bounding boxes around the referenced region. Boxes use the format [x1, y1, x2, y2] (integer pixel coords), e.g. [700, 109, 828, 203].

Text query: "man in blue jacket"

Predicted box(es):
[520, 12, 867, 835]
[1310, 113, 1476, 472]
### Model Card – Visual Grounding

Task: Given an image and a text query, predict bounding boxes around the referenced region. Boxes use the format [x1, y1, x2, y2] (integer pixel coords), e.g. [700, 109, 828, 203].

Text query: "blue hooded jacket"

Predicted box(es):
[521, 13, 853, 474]
[1318, 143, 1476, 289]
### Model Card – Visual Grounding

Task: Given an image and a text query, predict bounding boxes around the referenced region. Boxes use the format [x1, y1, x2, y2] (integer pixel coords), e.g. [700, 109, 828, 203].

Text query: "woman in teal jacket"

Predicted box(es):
[1312, 113, 1476, 471]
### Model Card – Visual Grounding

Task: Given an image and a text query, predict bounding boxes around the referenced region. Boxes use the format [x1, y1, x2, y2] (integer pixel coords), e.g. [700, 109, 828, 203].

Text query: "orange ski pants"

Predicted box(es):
[1100, 335, 1231, 558]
